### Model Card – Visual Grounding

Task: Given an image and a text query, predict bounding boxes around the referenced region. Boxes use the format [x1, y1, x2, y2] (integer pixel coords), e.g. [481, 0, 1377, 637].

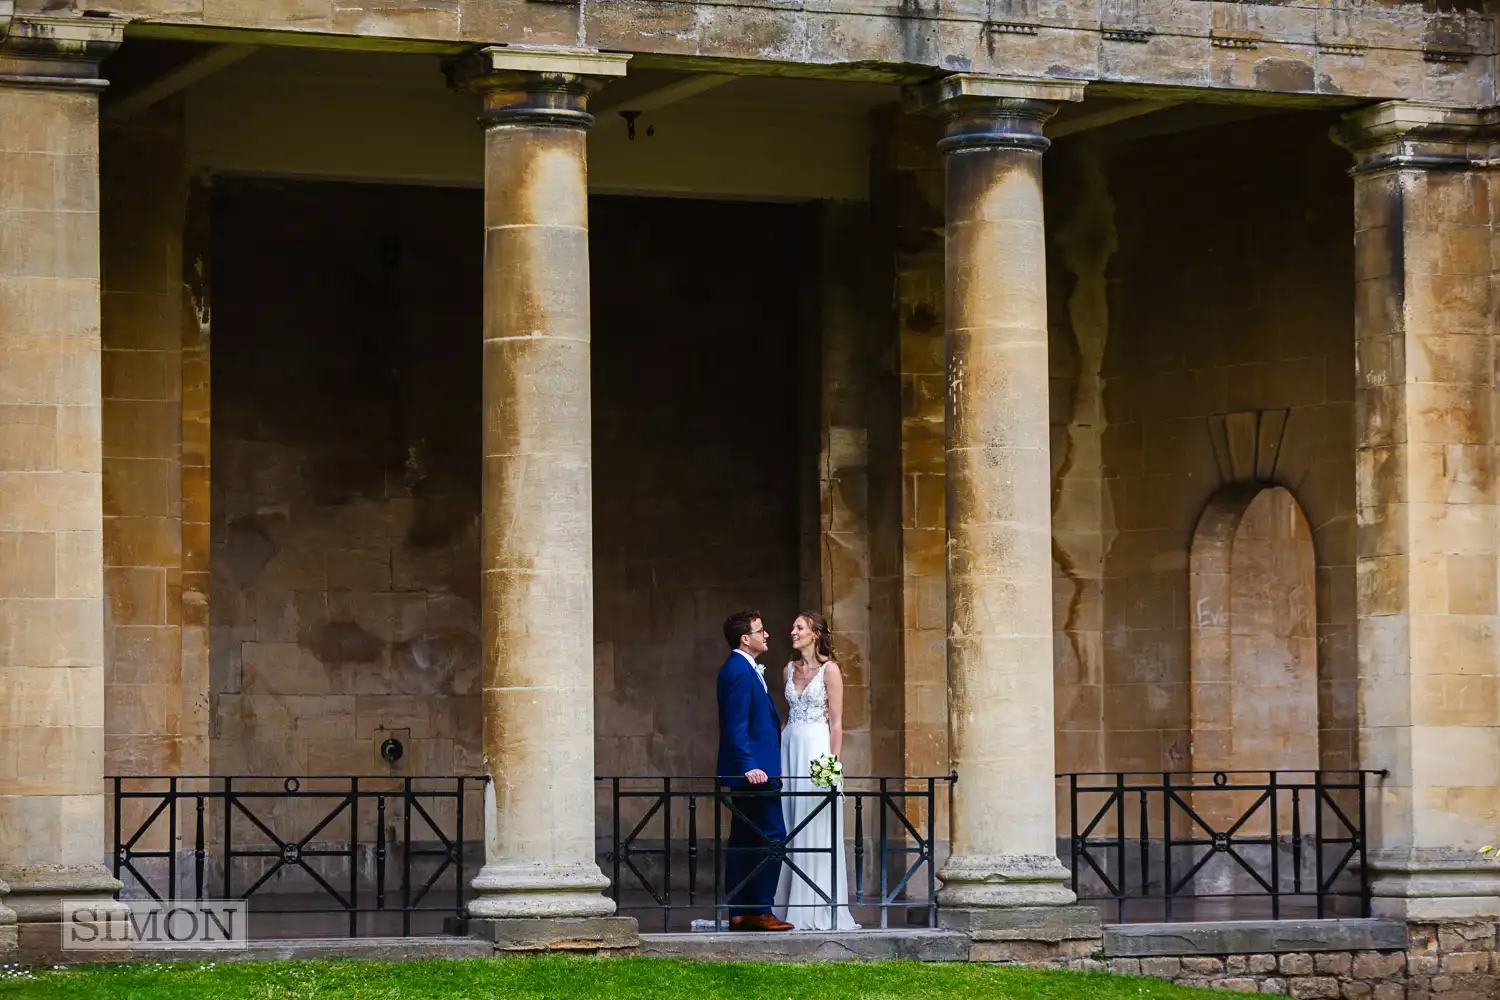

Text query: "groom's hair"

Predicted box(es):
[723, 610, 762, 650]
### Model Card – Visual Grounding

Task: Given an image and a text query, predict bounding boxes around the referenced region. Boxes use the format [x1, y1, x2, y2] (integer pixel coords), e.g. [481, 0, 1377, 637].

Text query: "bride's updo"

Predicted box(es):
[797, 611, 834, 661]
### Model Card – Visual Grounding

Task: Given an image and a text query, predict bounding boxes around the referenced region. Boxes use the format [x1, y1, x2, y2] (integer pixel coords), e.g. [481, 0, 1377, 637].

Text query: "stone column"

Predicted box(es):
[913, 74, 1098, 958]
[451, 46, 636, 949]
[1336, 104, 1500, 939]
[0, 14, 124, 956]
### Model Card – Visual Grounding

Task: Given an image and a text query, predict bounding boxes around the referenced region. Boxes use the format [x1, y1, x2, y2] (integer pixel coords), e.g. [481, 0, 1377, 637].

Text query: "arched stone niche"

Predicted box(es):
[1189, 485, 1319, 828]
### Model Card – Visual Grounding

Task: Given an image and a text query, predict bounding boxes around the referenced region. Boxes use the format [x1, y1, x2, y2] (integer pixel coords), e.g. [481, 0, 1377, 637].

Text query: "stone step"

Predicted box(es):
[638, 928, 970, 962]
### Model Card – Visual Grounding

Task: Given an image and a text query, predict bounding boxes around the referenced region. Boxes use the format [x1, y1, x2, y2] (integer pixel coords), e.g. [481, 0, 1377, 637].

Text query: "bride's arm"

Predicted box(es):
[825, 662, 845, 758]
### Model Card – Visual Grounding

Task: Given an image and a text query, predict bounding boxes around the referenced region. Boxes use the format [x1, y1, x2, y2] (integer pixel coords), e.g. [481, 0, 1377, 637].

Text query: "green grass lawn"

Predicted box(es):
[0, 955, 1218, 999]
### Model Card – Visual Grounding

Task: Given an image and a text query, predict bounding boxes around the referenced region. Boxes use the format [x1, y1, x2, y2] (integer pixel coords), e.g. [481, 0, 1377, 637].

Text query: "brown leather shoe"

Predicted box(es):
[729, 914, 793, 932]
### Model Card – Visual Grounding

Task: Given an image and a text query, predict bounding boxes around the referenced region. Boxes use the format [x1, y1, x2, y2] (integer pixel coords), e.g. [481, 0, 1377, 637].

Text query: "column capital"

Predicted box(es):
[0, 14, 124, 91]
[447, 45, 629, 130]
[907, 74, 1085, 154]
[1333, 100, 1500, 174]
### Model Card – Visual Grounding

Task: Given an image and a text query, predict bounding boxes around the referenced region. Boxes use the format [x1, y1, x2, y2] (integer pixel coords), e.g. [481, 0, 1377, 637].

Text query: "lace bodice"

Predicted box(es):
[784, 664, 830, 727]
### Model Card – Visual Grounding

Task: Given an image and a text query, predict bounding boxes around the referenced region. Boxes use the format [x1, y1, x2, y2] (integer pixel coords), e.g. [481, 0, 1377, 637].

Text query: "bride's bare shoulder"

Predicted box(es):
[823, 660, 842, 678]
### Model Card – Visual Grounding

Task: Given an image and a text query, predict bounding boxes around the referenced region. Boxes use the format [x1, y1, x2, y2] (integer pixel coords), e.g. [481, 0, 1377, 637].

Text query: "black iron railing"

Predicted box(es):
[110, 775, 487, 937]
[1060, 770, 1384, 923]
[598, 774, 955, 932]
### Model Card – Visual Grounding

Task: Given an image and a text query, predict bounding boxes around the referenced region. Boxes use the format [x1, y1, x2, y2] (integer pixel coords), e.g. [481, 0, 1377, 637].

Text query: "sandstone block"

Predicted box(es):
[1352, 952, 1405, 979]
[1217, 978, 1258, 992]
[1316, 952, 1353, 975]
[1251, 954, 1280, 973]
[1340, 984, 1372, 999]
[1370, 986, 1403, 1000]
[1410, 954, 1440, 975]
[1259, 979, 1289, 995]
[1111, 957, 1142, 975]
[1441, 952, 1488, 974]
[1140, 957, 1182, 978]
[470, 916, 638, 952]
[1227, 955, 1248, 974]
[1184, 957, 1227, 975]
[1288, 977, 1341, 999]
[1281, 954, 1315, 975]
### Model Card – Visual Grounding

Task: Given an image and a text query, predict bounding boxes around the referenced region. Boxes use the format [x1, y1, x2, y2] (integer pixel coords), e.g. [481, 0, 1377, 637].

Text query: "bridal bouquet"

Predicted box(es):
[809, 753, 843, 789]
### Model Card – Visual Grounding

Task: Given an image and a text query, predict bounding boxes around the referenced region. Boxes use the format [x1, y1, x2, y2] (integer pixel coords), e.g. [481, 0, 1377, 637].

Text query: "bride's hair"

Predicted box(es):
[797, 611, 834, 661]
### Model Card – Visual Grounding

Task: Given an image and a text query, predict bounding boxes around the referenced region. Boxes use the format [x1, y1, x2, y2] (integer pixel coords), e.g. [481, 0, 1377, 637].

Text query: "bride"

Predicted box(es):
[773, 612, 860, 931]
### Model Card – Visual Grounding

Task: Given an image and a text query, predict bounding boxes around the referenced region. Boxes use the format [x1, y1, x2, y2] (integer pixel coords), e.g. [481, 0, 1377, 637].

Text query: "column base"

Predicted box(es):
[469, 916, 639, 953]
[0, 863, 123, 923]
[938, 905, 1103, 963]
[1367, 847, 1500, 921]
[937, 854, 1078, 908]
[468, 861, 617, 919]
[0, 864, 128, 965]
[0, 878, 15, 960]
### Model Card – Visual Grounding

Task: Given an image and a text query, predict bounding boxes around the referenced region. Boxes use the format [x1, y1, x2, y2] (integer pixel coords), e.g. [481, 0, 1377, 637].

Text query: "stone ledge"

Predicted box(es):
[17, 931, 494, 965]
[1103, 919, 1408, 957]
[638, 929, 969, 963]
[470, 916, 639, 952]
[940, 905, 1102, 942]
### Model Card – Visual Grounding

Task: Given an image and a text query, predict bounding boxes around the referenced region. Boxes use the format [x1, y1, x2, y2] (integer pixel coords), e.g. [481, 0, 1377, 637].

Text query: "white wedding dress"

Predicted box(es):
[773, 664, 860, 931]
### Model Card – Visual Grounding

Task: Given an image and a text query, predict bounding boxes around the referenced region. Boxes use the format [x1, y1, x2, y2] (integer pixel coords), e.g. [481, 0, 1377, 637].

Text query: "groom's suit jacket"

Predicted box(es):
[715, 652, 782, 788]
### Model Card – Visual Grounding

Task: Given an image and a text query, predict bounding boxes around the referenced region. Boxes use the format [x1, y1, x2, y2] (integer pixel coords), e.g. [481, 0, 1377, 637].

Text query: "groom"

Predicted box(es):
[716, 610, 792, 932]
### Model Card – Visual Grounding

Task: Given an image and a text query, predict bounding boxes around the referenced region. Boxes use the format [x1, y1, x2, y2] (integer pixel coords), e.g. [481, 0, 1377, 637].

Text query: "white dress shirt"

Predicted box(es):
[734, 648, 768, 692]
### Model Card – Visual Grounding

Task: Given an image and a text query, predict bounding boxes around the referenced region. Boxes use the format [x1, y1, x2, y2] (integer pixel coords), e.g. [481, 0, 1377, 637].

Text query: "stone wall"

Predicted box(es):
[589, 194, 809, 788]
[100, 99, 210, 780]
[209, 179, 486, 790]
[1080, 919, 1499, 997]
[207, 180, 811, 800]
[869, 108, 948, 789]
[1056, 110, 1359, 779]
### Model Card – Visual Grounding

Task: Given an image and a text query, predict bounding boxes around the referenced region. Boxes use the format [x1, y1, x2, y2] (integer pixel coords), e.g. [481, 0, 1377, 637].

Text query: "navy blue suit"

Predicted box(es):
[716, 651, 785, 916]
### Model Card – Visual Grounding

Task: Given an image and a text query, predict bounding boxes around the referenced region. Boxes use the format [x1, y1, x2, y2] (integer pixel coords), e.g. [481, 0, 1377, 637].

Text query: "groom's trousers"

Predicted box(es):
[724, 785, 786, 916]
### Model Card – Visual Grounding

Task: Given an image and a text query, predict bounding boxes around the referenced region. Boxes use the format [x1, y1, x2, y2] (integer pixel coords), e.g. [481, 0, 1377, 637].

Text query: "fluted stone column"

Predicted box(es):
[0, 14, 124, 955]
[912, 74, 1098, 958]
[1336, 104, 1500, 933]
[452, 46, 635, 947]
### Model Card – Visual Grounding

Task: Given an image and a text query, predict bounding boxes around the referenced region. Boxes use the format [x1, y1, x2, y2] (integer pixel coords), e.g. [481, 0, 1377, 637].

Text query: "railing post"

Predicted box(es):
[168, 776, 178, 901]
[1358, 771, 1372, 918]
[662, 777, 673, 933]
[1292, 784, 1304, 897]
[1067, 773, 1080, 900]
[350, 777, 360, 937]
[455, 777, 467, 924]
[611, 777, 622, 913]
[111, 777, 122, 891]
[1138, 783, 1150, 924]
[194, 791, 206, 901]
[376, 793, 388, 914]
[853, 793, 865, 906]
[223, 775, 233, 900]
[879, 776, 889, 930]
[713, 781, 724, 927]
[1314, 769, 1326, 919]
[403, 777, 413, 937]
[1162, 771, 1173, 922]
[687, 792, 698, 908]
[1269, 771, 1280, 920]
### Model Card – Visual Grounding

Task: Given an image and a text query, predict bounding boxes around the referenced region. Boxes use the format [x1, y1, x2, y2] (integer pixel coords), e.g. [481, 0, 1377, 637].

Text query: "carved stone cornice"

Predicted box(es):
[0, 14, 124, 91]
[446, 45, 629, 131]
[1334, 101, 1500, 174]
[907, 74, 1086, 155]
